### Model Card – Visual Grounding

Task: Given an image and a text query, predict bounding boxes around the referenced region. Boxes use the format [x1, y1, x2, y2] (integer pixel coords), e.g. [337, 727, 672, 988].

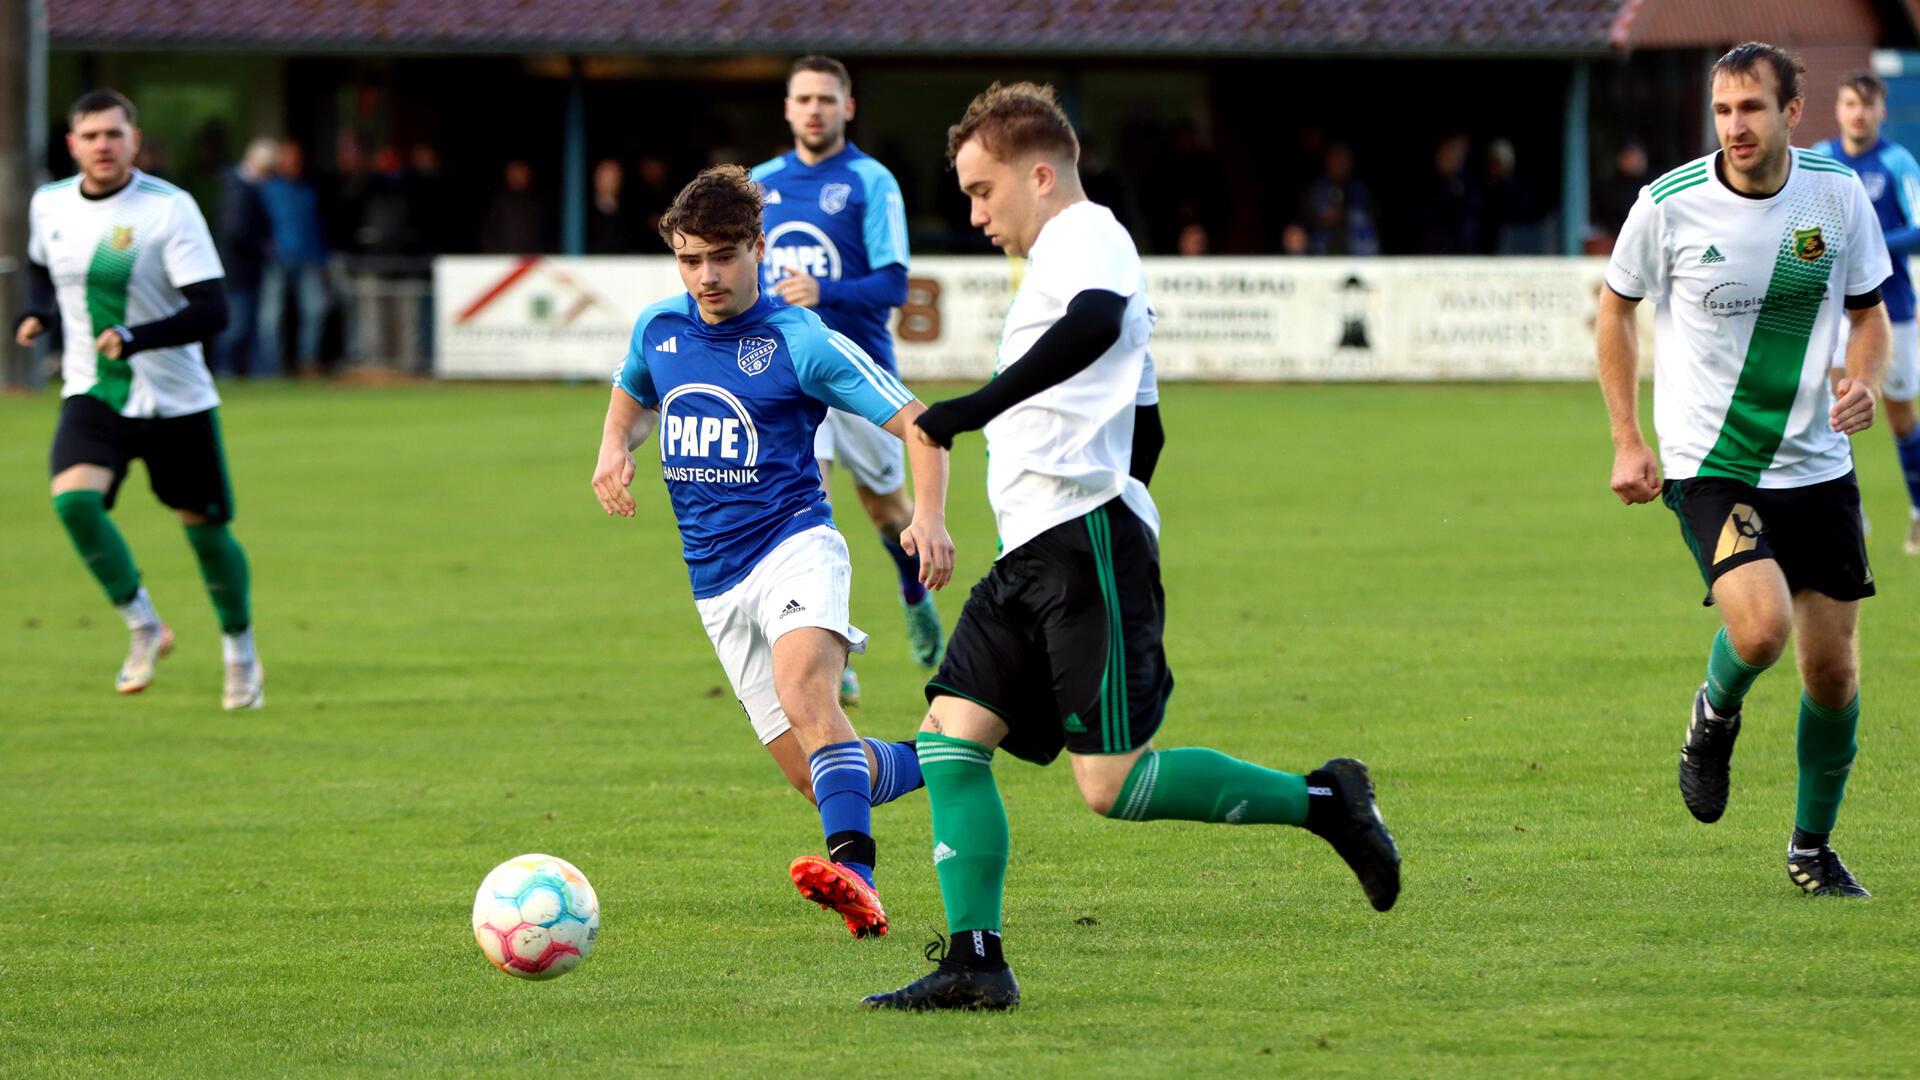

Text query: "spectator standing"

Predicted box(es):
[353, 146, 418, 256]
[1417, 133, 1481, 254]
[1143, 122, 1229, 254]
[1302, 142, 1380, 256]
[1480, 138, 1542, 253]
[631, 155, 676, 238]
[258, 140, 331, 377]
[1593, 140, 1650, 246]
[586, 159, 634, 254]
[479, 160, 554, 255]
[213, 137, 276, 376]
[405, 144, 452, 254]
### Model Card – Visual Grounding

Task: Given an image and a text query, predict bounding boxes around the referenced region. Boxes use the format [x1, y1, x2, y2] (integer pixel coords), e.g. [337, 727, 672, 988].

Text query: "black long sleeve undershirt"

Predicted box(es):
[16, 259, 56, 330]
[915, 288, 1129, 448]
[1130, 402, 1164, 486]
[118, 278, 228, 357]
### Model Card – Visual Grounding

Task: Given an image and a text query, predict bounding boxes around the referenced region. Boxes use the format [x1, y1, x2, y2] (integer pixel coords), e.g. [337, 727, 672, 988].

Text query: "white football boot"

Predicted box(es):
[116, 622, 174, 694]
[223, 657, 265, 710]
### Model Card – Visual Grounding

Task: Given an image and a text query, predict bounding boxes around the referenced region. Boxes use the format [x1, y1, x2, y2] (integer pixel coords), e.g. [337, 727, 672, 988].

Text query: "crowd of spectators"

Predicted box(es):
[167, 123, 1583, 376]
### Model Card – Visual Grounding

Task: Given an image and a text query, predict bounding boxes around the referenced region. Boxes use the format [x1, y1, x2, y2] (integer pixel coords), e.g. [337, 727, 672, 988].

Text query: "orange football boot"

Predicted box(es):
[789, 854, 889, 938]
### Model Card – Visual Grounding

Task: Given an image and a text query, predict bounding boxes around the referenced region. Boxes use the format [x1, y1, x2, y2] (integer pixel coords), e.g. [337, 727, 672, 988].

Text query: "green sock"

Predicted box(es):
[1795, 692, 1860, 834]
[916, 733, 1008, 934]
[53, 490, 142, 606]
[184, 522, 251, 634]
[1704, 627, 1768, 714]
[1107, 748, 1309, 825]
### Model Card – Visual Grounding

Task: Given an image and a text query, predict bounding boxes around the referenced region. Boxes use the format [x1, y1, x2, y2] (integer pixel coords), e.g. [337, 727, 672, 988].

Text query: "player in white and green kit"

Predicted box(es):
[1597, 45, 1891, 896]
[13, 91, 263, 708]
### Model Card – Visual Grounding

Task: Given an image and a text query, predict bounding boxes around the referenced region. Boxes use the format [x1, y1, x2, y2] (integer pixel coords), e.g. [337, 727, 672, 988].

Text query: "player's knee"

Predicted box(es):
[782, 705, 839, 744]
[1727, 619, 1790, 667]
[1801, 657, 1858, 706]
[1077, 777, 1123, 817]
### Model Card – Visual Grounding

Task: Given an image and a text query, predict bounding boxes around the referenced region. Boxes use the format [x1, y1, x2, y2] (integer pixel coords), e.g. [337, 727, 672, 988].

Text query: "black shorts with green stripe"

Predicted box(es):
[50, 393, 236, 523]
[927, 496, 1174, 766]
[1662, 470, 1873, 606]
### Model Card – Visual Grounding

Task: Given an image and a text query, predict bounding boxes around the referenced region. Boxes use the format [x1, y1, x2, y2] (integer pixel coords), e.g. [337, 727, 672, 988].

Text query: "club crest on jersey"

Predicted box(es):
[736, 336, 777, 375]
[108, 226, 134, 251]
[819, 183, 851, 214]
[1792, 227, 1827, 262]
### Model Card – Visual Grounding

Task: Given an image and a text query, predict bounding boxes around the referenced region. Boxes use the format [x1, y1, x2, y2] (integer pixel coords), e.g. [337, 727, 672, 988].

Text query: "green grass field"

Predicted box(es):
[3, 381, 1917, 1077]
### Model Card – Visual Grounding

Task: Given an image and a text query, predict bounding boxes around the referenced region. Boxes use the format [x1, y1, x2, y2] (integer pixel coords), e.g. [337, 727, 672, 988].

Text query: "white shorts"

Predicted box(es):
[1832, 317, 1919, 402]
[814, 407, 906, 495]
[694, 525, 869, 745]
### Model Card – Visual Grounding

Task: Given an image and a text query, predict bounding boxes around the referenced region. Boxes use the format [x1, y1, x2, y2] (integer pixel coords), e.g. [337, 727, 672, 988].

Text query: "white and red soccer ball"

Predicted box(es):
[472, 853, 600, 980]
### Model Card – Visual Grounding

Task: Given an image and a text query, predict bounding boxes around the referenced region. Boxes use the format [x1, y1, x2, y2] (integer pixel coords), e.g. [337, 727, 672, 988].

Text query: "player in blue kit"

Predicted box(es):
[1817, 71, 1920, 552]
[590, 165, 955, 938]
[751, 56, 942, 701]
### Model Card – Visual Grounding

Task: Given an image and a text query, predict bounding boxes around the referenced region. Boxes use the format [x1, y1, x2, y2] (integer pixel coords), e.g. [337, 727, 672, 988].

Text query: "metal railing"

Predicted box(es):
[335, 256, 435, 374]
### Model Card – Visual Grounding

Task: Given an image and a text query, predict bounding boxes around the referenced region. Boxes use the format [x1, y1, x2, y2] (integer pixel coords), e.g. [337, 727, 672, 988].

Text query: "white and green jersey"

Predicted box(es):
[1607, 148, 1892, 488]
[27, 169, 225, 418]
[986, 201, 1159, 556]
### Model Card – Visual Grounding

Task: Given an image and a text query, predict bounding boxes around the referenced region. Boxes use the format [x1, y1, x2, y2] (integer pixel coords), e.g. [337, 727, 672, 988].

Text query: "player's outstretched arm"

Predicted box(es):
[1835, 300, 1891, 435]
[592, 387, 658, 518]
[884, 400, 955, 591]
[915, 289, 1128, 448]
[1596, 285, 1661, 505]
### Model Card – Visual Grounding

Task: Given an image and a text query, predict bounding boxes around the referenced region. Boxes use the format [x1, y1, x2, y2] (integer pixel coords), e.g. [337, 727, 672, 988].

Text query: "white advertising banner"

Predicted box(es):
[435, 255, 1617, 382]
[434, 256, 682, 380]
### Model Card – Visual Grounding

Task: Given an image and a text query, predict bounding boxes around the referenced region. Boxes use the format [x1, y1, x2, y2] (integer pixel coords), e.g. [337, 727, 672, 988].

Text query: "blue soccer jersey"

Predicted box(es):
[1814, 136, 1920, 321]
[614, 292, 915, 598]
[749, 144, 909, 370]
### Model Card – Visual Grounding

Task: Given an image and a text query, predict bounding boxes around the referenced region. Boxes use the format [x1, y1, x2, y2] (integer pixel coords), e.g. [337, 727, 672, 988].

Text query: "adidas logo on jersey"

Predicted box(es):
[779, 599, 806, 618]
[655, 336, 678, 353]
[1700, 245, 1726, 265]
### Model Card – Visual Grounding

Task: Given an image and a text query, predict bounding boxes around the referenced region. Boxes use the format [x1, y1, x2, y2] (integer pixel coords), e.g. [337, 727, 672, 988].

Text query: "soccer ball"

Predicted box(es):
[472, 853, 600, 980]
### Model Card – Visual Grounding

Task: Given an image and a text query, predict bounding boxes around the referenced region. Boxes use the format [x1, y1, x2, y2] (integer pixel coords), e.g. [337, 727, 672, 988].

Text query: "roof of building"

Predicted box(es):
[42, 0, 1914, 57]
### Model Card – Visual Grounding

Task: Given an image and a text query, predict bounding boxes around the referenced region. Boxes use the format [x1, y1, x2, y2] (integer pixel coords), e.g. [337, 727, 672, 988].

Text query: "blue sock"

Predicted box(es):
[863, 737, 925, 806]
[1897, 428, 1920, 514]
[808, 741, 876, 886]
[880, 532, 928, 605]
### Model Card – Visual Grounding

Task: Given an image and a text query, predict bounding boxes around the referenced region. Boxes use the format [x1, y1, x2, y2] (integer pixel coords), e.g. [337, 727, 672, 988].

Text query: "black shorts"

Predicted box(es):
[1662, 471, 1872, 605]
[927, 497, 1175, 766]
[49, 393, 236, 523]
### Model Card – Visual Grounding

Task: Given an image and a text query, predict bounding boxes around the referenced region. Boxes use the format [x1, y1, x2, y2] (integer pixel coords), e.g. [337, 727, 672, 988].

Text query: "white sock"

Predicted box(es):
[222, 627, 257, 666]
[117, 587, 159, 631]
